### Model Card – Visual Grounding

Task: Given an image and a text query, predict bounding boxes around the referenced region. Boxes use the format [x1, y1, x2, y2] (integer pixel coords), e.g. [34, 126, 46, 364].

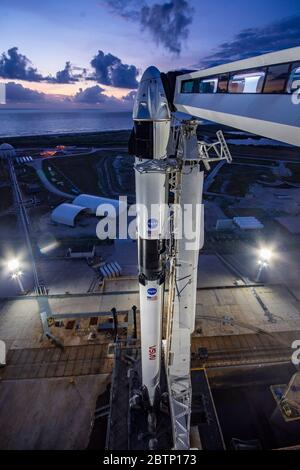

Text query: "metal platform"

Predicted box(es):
[191, 368, 225, 450]
[0, 344, 113, 380]
[107, 343, 226, 450]
[191, 331, 300, 368]
[106, 343, 173, 450]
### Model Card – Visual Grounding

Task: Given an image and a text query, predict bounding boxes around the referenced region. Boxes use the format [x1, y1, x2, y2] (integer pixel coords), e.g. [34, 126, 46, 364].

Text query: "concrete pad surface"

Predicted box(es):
[0, 374, 109, 449]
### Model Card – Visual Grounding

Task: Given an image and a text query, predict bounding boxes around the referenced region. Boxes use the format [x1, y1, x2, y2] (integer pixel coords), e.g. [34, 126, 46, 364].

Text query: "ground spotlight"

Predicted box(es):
[256, 247, 273, 282]
[7, 258, 20, 272]
[6, 258, 25, 293]
[259, 248, 272, 264]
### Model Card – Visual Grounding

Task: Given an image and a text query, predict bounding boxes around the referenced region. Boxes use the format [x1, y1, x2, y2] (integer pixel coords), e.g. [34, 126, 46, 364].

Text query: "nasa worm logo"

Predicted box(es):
[149, 345, 157, 360]
[147, 287, 157, 300]
[147, 218, 158, 230]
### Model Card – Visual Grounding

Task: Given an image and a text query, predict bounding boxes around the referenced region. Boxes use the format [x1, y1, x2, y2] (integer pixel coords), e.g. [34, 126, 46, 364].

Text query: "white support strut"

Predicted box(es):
[165, 121, 232, 449]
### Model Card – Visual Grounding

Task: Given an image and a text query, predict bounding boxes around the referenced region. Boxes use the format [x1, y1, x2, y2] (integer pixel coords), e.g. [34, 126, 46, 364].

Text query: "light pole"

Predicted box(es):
[11, 271, 25, 294]
[256, 248, 272, 282]
[7, 259, 25, 294]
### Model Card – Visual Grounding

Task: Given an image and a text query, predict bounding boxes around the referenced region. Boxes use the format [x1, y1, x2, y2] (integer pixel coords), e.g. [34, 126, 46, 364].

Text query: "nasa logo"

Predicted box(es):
[147, 287, 157, 300]
[149, 345, 157, 360]
[147, 218, 158, 231]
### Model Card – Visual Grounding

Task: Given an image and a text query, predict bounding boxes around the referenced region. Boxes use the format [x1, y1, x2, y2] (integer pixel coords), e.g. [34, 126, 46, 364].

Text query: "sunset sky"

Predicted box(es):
[0, 0, 299, 109]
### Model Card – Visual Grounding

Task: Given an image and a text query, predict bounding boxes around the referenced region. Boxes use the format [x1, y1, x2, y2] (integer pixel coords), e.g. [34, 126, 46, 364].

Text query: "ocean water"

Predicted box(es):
[0, 109, 133, 137]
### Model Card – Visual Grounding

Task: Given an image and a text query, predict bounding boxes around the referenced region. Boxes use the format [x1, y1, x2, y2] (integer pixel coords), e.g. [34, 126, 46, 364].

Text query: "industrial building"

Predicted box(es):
[51, 203, 90, 227]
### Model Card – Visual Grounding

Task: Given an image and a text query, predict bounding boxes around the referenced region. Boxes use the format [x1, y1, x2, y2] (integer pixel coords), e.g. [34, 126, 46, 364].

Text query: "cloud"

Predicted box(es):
[0, 47, 43, 81]
[73, 85, 136, 109]
[2, 81, 134, 109]
[200, 15, 300, 68]
[72, 85, 135, 111]
[5, 82, 45, 102]
[140, 0, 193, 55]
[122, 90, 136, 102]
[101, 0, 141, 20]
[52, 62, 81, 84]
[0, 48, 84, 84]
[73, 85, 109, 103]
[48, 62, 87, 84]
[0, 46, 137, 90]
[102, 0, 193, 55]
[90, 50, 139, 88]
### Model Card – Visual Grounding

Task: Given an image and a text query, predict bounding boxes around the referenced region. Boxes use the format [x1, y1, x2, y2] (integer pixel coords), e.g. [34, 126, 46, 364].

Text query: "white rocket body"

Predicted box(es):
[138, 281, 164, 396]
[129, 64, 232, 448]
[132, 67, 171, 404]
[135, 166, 166, 401]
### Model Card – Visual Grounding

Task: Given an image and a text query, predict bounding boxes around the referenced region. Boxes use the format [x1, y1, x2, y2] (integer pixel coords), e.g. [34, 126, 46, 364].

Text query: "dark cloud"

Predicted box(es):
[1, 81, 135, 109]
[0, 46, 137, 91]
[0, 47, 43, 81]
[73, 85, 109, 103]
[103, 0, 193, 54]
[53, 62, 79, 84]
[0, 48, 86, 85]
[5, 82, 45, 102]
[200, 15, 300, 68]
[101, 0, 141, 20]
[140, 0, 193, 55]
[90, 50, 139, 88]
[48, 62, 87, 84]
[73, 84, 134, 109]
[122, 90, 136, 102]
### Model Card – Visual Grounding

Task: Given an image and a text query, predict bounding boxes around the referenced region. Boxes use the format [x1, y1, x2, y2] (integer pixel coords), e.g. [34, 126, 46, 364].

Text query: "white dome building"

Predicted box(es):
[0, 143, 16, 160]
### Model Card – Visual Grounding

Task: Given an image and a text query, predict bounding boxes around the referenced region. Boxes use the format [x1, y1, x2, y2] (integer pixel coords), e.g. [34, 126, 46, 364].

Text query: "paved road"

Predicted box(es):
[32, 159, 74, 199]
[29, 146, 128, 198]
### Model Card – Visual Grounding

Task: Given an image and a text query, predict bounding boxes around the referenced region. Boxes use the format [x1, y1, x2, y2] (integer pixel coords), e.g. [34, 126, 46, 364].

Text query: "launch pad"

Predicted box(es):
[106, 342, 225, 450]
[106, 343, 173, 450]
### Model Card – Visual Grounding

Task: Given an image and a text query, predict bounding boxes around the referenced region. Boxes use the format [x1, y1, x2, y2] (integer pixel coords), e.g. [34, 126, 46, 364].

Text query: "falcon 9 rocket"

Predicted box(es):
[130, 66, 171, 405]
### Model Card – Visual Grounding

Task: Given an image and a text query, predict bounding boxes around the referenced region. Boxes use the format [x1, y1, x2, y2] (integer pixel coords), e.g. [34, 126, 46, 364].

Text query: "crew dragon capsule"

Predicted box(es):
[129, 67, 171, 404]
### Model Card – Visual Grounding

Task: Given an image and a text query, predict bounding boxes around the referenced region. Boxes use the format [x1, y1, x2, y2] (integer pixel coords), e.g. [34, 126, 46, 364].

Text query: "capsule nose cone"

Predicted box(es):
[133, 66, 170, 121]
[141, 66, 161, 82]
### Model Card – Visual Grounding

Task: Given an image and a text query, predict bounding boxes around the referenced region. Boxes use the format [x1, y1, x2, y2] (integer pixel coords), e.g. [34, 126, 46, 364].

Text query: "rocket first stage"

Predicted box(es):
[125, 64, 231, 449]
[130, 66, 171, 405]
